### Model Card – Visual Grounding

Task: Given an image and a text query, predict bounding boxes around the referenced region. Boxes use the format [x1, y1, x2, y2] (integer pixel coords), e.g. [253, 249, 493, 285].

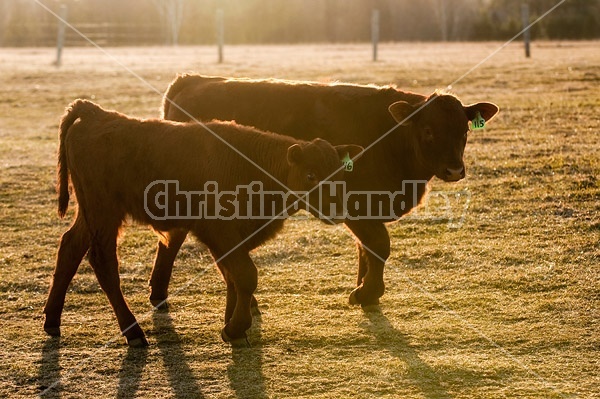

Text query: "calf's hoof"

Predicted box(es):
[126, 336, 149, 348]
[44, 326, 61, 337]
[361, 304, 382, 313]
[349, 287, 380, 307]
[44, 319, 61, 337]
[150, 298, 169, 311]
[123, 323, 148, 347]
[221, 328, 250, 348]
[349, 288, 360, 305]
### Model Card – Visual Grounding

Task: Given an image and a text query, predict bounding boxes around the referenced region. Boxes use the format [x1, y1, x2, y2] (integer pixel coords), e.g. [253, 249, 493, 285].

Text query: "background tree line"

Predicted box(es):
[1, 0, 599, 47]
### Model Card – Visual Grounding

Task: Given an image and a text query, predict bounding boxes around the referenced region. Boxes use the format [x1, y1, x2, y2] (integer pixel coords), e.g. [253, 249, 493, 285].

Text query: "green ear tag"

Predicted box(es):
[342, 153, 354, 172]
[471, 112, 486, 130]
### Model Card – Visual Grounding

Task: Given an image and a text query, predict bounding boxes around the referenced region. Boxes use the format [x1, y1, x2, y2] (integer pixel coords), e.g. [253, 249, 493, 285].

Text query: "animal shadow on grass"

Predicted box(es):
[154, 311, 205, 398]
[38, 337, 62, 398]
[116, 311, 205, 399]
[362, 310, 451, 399]
[227, 311, 267, 399]
[117, 341, 149, 399]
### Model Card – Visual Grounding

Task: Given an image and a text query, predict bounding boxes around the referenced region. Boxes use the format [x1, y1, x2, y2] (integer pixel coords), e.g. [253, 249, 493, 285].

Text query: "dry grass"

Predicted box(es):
[0, 41, 598, 399]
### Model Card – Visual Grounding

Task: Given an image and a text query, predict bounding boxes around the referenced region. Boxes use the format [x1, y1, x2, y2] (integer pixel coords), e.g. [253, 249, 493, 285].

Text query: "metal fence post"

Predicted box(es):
[216, 9, 224, 63]
[522, 3, 531, 58]
[371, 9, 379, 62]
[55, 4, 68, 66]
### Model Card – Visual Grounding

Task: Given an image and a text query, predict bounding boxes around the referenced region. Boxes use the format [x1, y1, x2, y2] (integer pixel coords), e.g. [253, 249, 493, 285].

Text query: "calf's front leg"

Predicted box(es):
[345, 220, 390, 308]
[149, 228, 188, 309]
[150, 229, 261, 314]
[213, 250, 258, 346]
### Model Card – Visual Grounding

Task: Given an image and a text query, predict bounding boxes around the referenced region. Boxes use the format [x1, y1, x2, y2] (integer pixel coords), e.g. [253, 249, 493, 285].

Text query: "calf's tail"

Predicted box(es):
[57, 99, 100, 217]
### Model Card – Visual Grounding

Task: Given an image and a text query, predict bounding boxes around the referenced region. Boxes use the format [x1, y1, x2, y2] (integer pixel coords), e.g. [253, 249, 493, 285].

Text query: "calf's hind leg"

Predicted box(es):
[44, 212, 90, 336]
[88, 230, 148, 347]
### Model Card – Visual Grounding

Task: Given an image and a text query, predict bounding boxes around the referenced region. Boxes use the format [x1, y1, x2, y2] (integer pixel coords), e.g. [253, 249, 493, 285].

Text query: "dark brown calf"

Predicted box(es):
[151, 75, 499, 309]
[44, 99, 362, 346]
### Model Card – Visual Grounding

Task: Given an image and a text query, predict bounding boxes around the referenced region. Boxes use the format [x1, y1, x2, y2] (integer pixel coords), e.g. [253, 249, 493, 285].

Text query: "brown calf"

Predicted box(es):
[44, 99, 362, 346]
[151, 75, 499, 309]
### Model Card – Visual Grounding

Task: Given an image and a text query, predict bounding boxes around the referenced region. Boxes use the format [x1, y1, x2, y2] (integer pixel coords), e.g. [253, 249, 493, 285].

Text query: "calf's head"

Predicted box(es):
[389, 93, 498, 182]
[286, 138, 363, 221]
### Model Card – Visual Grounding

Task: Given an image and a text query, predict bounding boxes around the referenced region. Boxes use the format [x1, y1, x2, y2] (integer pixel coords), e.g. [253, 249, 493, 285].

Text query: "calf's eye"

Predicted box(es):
[424, 128, 434, 142]
[307, 172, 317, 182]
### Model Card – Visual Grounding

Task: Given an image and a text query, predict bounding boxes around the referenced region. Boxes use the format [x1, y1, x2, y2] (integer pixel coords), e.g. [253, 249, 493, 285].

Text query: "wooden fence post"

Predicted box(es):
[216, 9, 224, 63]
[371, 9, 379, 62]
[521, 3, 531, 58]
[55, 4, 68, 67]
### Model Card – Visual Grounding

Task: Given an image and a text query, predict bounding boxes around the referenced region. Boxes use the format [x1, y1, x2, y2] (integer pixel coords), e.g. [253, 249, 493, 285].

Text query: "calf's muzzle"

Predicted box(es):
[444, 166, 465, 182]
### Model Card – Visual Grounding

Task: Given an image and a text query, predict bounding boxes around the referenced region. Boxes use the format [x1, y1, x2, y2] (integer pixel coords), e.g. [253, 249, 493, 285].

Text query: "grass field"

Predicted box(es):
[0, 41, 598, 398]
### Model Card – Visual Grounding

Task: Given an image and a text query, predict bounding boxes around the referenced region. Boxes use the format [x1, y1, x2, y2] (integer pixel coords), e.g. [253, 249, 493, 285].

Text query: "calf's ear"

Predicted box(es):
[465, 102, 499, 122]
[287, 144, 304, 165]
[335, 144, 364, 161]
[388, 101, 416, 125]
